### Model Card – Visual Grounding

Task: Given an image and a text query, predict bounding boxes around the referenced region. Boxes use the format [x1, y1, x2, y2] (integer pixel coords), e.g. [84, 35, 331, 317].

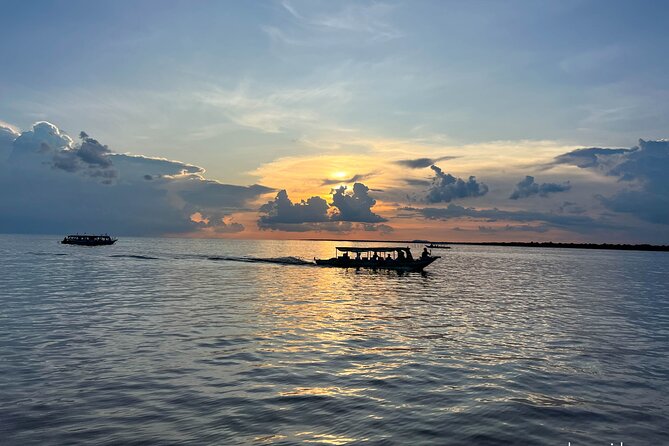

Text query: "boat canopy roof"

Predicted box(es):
[335, 247, 411, 253]
[65, 234, 112, 239]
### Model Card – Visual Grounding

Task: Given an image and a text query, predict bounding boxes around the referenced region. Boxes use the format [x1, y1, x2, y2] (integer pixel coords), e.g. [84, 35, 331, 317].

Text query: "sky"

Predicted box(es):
[1, 0, 668, 243]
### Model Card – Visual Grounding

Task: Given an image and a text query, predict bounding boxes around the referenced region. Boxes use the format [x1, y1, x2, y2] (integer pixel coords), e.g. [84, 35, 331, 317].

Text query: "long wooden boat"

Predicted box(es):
[315, 247, 440, 272]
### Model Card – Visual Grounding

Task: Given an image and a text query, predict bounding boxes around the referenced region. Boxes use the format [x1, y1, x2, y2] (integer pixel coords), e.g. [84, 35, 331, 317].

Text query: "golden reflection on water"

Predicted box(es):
[298, 432, 360, 445]
[279, 386, 363, 397]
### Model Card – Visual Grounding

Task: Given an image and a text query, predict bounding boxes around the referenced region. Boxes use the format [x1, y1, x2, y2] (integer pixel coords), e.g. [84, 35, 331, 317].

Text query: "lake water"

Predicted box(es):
[1, 234, 668, 445]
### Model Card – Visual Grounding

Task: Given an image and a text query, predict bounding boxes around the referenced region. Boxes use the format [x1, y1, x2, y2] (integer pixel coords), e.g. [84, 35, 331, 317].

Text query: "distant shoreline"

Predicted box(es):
[302, 239, 669, 252]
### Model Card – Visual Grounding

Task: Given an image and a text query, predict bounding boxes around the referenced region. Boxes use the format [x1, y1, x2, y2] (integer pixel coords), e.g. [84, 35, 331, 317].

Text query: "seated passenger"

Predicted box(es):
[422, 247, 430, 259]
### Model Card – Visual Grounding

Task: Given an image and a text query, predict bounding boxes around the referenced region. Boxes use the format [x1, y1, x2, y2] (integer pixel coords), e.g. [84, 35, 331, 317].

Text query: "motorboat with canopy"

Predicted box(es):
[61, 234, 117, 246]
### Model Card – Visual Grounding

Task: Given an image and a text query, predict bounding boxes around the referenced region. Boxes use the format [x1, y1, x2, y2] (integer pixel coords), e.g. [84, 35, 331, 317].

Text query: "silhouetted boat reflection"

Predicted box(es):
[61, 234, 117, 246]
[315, 247, 440, 272]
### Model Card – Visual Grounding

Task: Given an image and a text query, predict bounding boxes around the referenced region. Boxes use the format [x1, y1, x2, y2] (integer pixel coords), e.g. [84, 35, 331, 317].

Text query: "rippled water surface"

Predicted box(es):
[1, 235, 668, 445]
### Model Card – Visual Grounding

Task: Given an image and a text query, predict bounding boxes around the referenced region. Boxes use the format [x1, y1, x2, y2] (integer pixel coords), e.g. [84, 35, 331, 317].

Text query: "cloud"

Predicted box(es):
[394, 155, 458, 169]
[426, 165, 489, 203]
[259, 190, 330, 225]
[11, 121, 74, 155]
[259, 221, 354, 233]
[557, 201, 586, 214]
[551, 139, 669, 224]
[276, 1, 402, 44]
[199, 82, 351, 134]
[403, 178, 431, 187]
[478, 224, 550, 234]
[331, 182, 386, 223]
[321, 172, 372, 186]
[258, 182, 388, 231]
[509, 175, 571, 199]
[52, 132, 116, 182]
[551, 147, 630, 170]
[200, 213, 245, 234]
[403, 203, 614, 232]
[0, 125, 19, 159]
[0, 121, 271, 236]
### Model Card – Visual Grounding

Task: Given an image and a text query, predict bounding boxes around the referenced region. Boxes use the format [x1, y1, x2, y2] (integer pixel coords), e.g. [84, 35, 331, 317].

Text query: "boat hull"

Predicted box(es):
[314, 256, 440, 272]
[61, 239, 116, 246]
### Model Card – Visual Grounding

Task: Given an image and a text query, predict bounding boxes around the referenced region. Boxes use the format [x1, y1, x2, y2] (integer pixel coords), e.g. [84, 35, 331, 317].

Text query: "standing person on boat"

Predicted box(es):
[406, 249, 413, 261]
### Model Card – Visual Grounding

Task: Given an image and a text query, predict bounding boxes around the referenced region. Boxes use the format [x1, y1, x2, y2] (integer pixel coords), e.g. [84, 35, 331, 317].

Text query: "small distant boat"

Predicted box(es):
[315, 247, 440, 272]
[61, 234, 117, 246]
[426, 244, 451, 249]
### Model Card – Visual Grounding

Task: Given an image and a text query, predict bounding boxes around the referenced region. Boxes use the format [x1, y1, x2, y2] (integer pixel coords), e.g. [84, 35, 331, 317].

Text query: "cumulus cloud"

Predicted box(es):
[0, 121, 271, 235]
[394, 155, 457, 169]
[331, 183, 386, 223]
[426, 165, 489, 203]
[258, 182, 388, 231]
[551, 139, 669, 224]
[509, 175, 571, 199]
[259, 190, 330, 225]
[0, 125, 19, 159]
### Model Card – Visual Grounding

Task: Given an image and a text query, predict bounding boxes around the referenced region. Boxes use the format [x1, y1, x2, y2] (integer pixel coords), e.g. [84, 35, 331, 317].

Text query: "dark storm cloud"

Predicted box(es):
[394, 155, 458, 169]
[321, 172, 372, 186]
[426, 165, 488, 203]
[258, 183, 389, 232]
[551, 139, 669, 224]
[509, 175, 571, 199]
[0, 121, 270, 235]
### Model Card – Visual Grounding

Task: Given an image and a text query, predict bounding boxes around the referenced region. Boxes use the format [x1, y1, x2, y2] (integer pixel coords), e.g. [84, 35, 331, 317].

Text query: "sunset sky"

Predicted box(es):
[1, 0, 668, 243]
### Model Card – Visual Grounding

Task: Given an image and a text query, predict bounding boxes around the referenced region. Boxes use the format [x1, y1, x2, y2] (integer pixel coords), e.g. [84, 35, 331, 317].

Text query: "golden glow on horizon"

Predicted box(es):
[179, 138, 607, 241]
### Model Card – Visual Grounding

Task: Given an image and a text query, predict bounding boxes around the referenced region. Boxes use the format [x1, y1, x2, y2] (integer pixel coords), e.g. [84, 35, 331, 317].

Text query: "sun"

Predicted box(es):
[332, 171, 347, 179]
